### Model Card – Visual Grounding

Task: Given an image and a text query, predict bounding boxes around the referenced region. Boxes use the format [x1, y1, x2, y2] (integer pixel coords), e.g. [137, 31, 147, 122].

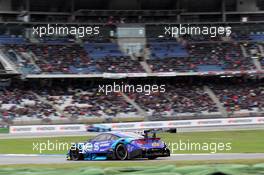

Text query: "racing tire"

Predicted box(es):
[115, 144, 128, 160]
[69, 148, 83, 161]
[148, 156, 158, 160]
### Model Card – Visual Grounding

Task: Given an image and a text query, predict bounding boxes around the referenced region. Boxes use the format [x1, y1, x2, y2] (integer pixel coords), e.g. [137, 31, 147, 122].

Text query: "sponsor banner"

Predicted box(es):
[258, 118, 264, 123]
[100, 117, 264, 130]
[10, 124, 87, 134]
[127, 73, 148, 77]
[10, 125, 33, 133]
[10, 117, 264, 133]
[155, 72, 177, 77]
[103, 73, 127, 79]
[26, 70, 264, 79]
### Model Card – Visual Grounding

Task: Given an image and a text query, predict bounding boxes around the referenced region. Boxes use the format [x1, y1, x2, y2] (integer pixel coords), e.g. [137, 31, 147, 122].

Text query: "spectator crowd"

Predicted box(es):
[0, 81, 263, 123]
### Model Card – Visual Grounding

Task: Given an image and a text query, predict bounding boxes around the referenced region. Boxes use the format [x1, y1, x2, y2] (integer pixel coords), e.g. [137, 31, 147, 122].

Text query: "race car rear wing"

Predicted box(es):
[142, 129, 162, 139]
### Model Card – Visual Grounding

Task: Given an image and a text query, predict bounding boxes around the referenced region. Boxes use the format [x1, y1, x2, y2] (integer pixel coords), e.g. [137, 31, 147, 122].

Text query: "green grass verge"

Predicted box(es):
[0, 127, 9, 134]
[0, 130, 264, 154]
[0, 160, 264, 175]
[1, 159, 264, 169]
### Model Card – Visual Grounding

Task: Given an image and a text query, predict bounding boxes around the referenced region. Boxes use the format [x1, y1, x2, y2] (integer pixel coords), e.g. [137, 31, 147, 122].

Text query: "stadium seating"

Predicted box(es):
[188, 42, 253, 71]
[212, 81, 264, 112]
[1, 80, 263, 122]
[4, 45, 41, 74]
[39, 36, 76, 44]
[250, 33, 264, 42]
[128, 84, 218, 116]
[39, 87, 138, 118]
[0, 88, 60, 122]
[242, 42, 264, 69]
[95, 57, 145, 73]
[147, 41, 254, 72]
[243, 42, 261, 57]
[0, 35, 26, 45]
[3, 41, 145, 74]
[84, 42, 145, 73]
[5, 44, 98, 74]
[149, 41, 189, 59]
[84, 42, 126, 59]
[1, 31, 263, 75]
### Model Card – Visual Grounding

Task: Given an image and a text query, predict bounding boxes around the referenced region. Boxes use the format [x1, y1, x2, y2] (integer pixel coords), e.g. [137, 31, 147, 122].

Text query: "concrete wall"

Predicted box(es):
[237, 0, 258, 11]
[108, 0, 140, 10]
[0, 0, 11, 11]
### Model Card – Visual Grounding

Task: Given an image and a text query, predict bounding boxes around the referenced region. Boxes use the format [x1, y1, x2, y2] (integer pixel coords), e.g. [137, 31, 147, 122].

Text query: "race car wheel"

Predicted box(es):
[115, 144, 128, 160]
[148, 156, 158, 160]
[69, 148, 83, 161]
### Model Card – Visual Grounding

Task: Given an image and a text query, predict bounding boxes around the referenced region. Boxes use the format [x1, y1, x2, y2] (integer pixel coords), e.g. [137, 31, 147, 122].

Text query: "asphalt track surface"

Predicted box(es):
[0, 153, 264, 165]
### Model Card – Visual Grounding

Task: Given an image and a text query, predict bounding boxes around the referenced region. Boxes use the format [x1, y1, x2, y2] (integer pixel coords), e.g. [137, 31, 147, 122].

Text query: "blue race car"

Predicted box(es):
[67, 130, 170, 160]
[86, 124, 111, 132]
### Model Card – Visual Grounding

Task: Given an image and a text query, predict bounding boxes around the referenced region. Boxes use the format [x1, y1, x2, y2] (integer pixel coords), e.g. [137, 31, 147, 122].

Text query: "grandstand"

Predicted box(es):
[0, 0, 263, 125]
[1, 32, 263, 75]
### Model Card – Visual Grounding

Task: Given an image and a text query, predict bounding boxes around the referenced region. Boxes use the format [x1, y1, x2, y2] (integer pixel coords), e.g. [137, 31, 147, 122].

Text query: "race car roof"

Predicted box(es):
[111, 132, 144, 139]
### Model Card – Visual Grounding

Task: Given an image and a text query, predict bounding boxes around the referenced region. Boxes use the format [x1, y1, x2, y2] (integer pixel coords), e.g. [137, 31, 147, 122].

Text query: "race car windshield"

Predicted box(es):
[118, 132, 144, 139]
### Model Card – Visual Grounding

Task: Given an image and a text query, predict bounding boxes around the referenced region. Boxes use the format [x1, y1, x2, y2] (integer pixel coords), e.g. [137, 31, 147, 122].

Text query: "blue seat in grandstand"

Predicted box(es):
[40, 38, 74, 44]
[150, 42, 188, 59]
[69, 66, 99, 74]
[250, 34, 264, 41]
[197, 65, 224, 72]
[21, 65, 41, 74]
[0, 35, 26, 44]
[5, 50, 40, 74]
[84, 43, 127, 59]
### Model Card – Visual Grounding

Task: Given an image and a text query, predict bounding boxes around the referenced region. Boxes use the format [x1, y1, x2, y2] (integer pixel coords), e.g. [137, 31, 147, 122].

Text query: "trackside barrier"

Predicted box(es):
[99, 117, 264, 131]
[9, 117, 264, 133]
[9, 124, 87, 134]
[26, 70, 264, 79]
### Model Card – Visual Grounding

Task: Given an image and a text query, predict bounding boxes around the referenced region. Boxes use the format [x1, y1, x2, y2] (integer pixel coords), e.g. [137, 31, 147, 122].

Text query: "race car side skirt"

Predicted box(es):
[143, 148, 171, 157]
[128, 149, 143, 159]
